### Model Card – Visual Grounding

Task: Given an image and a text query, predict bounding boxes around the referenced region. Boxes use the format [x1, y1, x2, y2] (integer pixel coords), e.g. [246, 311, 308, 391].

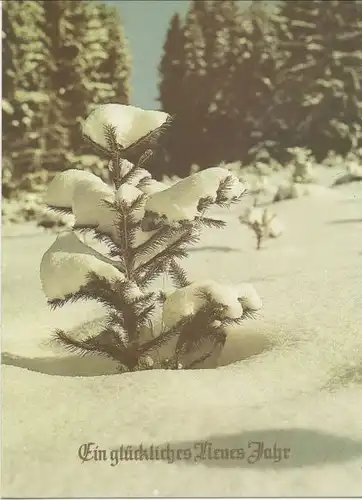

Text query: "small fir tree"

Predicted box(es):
[40, 104, 263, 372]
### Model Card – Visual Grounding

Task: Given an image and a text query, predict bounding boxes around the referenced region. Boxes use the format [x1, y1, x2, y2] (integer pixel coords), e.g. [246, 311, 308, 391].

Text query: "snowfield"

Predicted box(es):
[2, 167, 362, 497]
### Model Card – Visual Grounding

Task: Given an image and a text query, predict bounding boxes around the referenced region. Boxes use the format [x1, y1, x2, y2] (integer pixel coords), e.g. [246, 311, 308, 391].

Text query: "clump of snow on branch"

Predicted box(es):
[40, 231, 125, 300]
[72, 176, 115, 234]
[82, 104, 170, 151]
[46, 169, 100, 209]
[163, 280, 262, 329]
[145, 167, 246, 222]
[139, 179, 168, 195]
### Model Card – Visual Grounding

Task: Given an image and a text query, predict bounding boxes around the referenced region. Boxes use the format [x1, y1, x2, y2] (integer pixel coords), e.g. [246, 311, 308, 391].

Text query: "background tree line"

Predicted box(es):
[3, 0, 362, 192]
[2, 0, 131, 195]
[156, 0, 362, 177]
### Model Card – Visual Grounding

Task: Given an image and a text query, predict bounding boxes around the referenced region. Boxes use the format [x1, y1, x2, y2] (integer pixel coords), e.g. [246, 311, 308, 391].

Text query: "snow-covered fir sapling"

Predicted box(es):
[289, 147, 316, 184]
[239, 205, 284, 250]
[40, 103, 263, 372]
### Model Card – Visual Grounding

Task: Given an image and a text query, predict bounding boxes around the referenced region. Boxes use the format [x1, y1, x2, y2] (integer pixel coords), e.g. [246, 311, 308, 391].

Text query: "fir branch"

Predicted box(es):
[118, 163, 144, 187]
[104, 310, 126, 336]
[73, 223, 127, 271]
[137, 176, 153, 190]
[157, 290, 168, 304]
[91, 230, 125, 264]
[139, 314, 193, 355]
[73, 223, 98, 233]
[242, 309, 259, 321]
[134, 227, 199, 280]
[52, 328, 107, 358]
[215, 176, 246, 207]
[221, 316, 244, 327]
[132, 225, 176, 260]
[173, 294, 228, 360]
[103, 124, 119, 152]
[197, 196, 215, 213]
[136, 304, 156, 327]
[47, 205, 73, 215]
[177, 325, 226, 360]
[168, 259, 190, 288]
[128, 291, 156, 310]
[111, 200, 140, 276]
[194, 217, 227, 229]
[48, 273, 127, 311]
[112, 151, 122, 189]
[136, 257, 171, 289]
[83, 133, 112, 158]
[129, 193, 147, 213]
[122, 115, 174, 161]
[184, 348, 221, 369]
[137, 148, 153, 168]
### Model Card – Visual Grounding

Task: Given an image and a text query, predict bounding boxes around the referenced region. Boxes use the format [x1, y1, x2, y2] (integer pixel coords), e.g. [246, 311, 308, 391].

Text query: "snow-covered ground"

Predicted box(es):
[2, 167, 362, 497]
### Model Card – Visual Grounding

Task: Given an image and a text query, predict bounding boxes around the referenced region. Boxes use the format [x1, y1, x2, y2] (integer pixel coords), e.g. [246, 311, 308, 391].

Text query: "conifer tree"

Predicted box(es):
[81, 2, 131, 111]
[179, 0, 209, 170]
[97, 3, 132, 105]
[202, 0, 251, 163]
[157, 13, 187, 177]
[270, 0, 362, 159]
[233, 2, 281, 163]
[158, 14, 186, 116]
[40, 103, 262, 372]
[42, 0, 90, 162]
[2, 0, 51, 182]
[2, 0, 20, 191]
[158, 1, 211, 175]
[306, 0, 362, 157]
[42, 0, 132, 160]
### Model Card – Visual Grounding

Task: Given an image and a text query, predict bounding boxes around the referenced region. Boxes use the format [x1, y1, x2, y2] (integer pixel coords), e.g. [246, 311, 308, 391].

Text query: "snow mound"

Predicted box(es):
[40, 230, 124, 300]
[163, 280, 262, 328]
[82, 104, 170, 151]
[274, 182, 341, 202]
[46, 169, 99, 209]
[145, 167, 245, 222]
[333, 163, 362, 186]
[347, 162, 362, 177]
[292, 183, 337, 198]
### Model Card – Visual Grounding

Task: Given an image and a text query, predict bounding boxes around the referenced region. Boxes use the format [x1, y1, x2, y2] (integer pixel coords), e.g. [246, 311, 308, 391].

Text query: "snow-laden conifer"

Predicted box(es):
[40, 103, 262, 372]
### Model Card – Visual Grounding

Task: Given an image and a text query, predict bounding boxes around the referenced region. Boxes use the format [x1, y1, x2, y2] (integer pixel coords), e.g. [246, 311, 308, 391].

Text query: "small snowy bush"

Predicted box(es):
[239, 206, 284, 250]
[40, 103, 262, 372]
[288, 147, 317, 184]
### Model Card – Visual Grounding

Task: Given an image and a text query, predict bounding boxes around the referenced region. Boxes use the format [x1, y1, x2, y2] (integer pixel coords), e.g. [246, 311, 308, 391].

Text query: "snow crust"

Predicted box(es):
[145, 167, 246, 222]
[163, 280, 262, 328]
[40, 231, 124, 300]
[2, 169, 362, 497]
[82, 104, 170, 151]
